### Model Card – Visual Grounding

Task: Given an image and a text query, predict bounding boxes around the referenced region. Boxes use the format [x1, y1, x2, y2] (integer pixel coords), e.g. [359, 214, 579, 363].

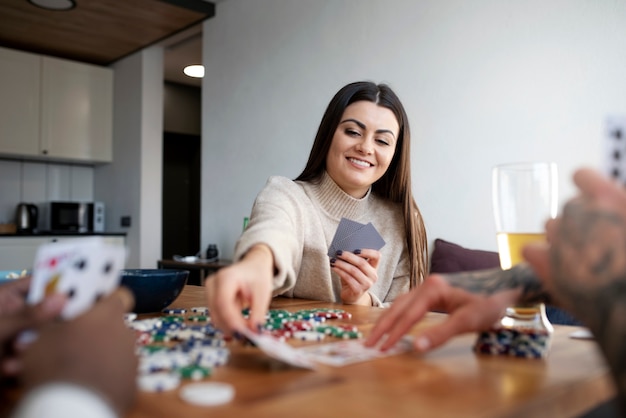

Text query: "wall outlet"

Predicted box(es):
[120, 216, 131, 227]
[604, 115, 626, 185]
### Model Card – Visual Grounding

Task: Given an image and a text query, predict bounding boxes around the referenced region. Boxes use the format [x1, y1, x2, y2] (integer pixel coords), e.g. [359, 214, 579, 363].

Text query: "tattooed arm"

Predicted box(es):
[443, 263, 551, 306]
[524, 168, 626, 415]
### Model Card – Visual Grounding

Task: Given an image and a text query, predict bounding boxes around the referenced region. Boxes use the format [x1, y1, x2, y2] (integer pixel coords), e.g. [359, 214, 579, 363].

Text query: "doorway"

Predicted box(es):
[162, 132, 201, 282]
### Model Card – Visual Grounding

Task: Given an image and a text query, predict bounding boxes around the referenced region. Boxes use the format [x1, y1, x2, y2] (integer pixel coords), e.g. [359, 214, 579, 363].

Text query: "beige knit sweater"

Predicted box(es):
[234, 171, 410, 307]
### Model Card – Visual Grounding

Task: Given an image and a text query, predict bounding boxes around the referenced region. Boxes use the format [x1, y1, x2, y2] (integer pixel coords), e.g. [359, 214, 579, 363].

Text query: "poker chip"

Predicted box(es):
[138, 372, 181, 392]
[124, 312, 137, 323]
[179, 382, 235, 406]
[178, 365, 212, 380]
[293, 331, 325, 341]
[191, 306, 209, 314]
[162, 308, 187, 315]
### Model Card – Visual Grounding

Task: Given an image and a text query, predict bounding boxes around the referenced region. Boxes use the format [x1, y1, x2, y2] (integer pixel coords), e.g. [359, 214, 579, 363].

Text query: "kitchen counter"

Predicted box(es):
[0, 233, 126, 269]
[0, 231, 126, 237]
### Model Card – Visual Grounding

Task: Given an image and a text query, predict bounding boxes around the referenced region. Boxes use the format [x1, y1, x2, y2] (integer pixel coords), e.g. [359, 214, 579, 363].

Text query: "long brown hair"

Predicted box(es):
[295, 81, 428, 287]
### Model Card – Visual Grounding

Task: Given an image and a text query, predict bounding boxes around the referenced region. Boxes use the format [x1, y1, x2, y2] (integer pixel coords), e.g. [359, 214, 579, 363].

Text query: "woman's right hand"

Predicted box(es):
[204, 244, 275, 335]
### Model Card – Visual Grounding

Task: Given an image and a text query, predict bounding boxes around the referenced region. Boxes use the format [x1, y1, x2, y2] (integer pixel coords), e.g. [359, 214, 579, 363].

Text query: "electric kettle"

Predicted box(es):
[15, 203, 38, 234]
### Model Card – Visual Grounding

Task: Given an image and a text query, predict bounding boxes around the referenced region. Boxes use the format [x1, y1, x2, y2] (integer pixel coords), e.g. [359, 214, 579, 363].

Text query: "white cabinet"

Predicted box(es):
[41, 56, 113, 163]
[0, 47, 113, 164]
[0, 48, 40, 156]
[0, 235, 126, 270]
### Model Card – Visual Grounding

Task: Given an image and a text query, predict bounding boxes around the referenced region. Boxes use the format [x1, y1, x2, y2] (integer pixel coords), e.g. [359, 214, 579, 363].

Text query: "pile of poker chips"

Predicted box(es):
[126, 307, 229, 392]
[473, 326, 552, 359]
[255, 308, 362, 342]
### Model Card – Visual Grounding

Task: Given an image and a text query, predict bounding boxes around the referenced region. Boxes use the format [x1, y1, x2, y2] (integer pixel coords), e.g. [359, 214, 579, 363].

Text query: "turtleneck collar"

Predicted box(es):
[301, 171, 373, 221]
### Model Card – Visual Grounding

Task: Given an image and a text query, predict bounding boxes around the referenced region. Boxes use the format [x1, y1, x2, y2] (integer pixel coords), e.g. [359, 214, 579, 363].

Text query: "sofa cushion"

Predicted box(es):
[430, 238, 500, 273]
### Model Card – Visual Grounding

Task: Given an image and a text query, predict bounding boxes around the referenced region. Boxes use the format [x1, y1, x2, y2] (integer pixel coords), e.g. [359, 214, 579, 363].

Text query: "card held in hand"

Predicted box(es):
[328, 218, 386, 257]
[28, 237, 127, 320]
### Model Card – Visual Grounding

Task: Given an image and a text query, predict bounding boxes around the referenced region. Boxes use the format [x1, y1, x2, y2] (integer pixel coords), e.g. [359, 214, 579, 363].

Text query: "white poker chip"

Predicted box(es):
[569, 328, 594, 340]
[137, 372, 181, 392]
[179, 382, 235, 406]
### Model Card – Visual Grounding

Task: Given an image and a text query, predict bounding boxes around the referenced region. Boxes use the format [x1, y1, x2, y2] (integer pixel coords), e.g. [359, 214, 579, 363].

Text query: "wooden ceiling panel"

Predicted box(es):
[0, 0, 215, 65]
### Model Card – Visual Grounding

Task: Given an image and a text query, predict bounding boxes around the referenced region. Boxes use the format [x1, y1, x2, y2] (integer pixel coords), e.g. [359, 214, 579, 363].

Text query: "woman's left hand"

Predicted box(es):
[331, 249, 380, 305]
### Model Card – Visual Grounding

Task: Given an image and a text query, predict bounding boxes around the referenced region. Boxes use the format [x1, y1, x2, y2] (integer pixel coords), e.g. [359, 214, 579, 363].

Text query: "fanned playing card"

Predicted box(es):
[296, 336, 413, 367]
[241, 329, 317, 369]
[28, 237, 127, 319]
[328, 218, 385, 256]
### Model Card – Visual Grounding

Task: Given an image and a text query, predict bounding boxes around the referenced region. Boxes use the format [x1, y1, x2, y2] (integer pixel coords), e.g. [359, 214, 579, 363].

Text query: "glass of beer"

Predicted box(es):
[490, 162, 558, 354]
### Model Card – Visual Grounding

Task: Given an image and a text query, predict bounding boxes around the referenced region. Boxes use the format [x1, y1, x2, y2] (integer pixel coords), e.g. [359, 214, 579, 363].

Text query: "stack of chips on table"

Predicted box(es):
[250, 307, 362, 342]
[127, 306, 229, 392]
[126, 306, 362, 392]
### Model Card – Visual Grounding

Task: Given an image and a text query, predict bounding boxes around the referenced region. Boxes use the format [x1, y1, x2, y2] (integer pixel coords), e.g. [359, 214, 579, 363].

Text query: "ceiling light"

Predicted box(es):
[183, 65, 205, 79]
[28, 0, 76, 11]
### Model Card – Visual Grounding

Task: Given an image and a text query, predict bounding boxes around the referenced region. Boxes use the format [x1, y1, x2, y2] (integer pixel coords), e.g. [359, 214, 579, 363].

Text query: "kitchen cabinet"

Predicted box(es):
[0, 46, 113, 164]
[0, 48, 40, 156]
[0, 235, 125, 270]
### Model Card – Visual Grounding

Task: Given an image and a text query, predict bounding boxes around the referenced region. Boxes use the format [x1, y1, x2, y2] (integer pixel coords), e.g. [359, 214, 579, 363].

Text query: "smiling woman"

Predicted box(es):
[204, 81, 429, 335]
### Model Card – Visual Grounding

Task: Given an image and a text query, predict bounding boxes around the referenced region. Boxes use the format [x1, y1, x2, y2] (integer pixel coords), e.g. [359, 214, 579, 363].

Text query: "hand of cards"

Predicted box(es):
[27, 237, 127, 320]
[327, 218, 385, 257]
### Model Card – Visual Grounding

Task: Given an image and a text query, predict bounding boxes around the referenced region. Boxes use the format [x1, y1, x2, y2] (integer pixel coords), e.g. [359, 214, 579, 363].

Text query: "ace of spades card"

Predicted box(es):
[28, 237, 127, 319]
[327, 218, 386, 257]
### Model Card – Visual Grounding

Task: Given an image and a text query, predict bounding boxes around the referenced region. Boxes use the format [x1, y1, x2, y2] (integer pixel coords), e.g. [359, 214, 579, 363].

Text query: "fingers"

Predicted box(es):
[365, 276, 449, 350]
[247, 284, 272, 332]
[573, 168, 620, 199]
[365, 290, 428, 350]
[205, 275, 247, 334]
[111, 287, 134, 313]
[0, 293, 66, 343]
[522, 242, 551, 282]
[413, 290, 511, 352]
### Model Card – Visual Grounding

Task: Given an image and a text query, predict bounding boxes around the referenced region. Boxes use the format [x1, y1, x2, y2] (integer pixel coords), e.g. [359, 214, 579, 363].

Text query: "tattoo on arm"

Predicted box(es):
[441, 263, 551, 305]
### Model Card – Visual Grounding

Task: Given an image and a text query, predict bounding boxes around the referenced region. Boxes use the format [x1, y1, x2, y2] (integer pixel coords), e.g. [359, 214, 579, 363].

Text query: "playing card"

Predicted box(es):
[241, 329, 317, 369]
[295, 336, 413, 367]
[28, 237, 104, 305]
[334, 222, 385, 253]
[58, 241, 127, 319]
[328, 218, 365, 256]
[28, 237, 127, 319]
[328, 218, 385, 257]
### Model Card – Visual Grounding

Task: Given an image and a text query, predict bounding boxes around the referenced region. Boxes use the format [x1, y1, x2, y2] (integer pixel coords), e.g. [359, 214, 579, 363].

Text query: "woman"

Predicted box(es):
[205, 81, 428, 334]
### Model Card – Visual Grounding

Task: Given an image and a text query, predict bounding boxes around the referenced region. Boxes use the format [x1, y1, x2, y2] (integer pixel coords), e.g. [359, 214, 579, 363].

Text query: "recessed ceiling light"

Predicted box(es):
[28, 0, 76, 11]
[183, 65, 205, 79]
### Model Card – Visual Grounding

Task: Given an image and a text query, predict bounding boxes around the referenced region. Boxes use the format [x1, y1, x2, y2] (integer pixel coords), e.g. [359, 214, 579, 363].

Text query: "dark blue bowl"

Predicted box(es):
[120, 269, 189, 313]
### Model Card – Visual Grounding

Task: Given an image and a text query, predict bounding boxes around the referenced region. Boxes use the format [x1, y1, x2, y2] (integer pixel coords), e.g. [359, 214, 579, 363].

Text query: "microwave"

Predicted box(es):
[41, 201, 105, 233]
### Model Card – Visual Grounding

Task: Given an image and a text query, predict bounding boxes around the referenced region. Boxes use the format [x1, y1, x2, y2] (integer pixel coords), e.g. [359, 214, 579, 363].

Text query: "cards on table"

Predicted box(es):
[241, 329, 317, 369]
[28, 237, 127, 320]
[241, 328, 413, 369]
[296, 336, 414, 367]
[327, 218, 386, 257]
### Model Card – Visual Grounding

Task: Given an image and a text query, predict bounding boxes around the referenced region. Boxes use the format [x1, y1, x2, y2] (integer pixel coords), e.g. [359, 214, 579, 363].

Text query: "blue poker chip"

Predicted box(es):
[162, 308, 187, 314]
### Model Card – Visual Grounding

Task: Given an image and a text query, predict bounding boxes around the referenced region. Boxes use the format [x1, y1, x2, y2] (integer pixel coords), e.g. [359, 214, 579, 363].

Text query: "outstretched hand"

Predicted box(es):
[365, 274, 520, 352]
[205, 244, 274, 335]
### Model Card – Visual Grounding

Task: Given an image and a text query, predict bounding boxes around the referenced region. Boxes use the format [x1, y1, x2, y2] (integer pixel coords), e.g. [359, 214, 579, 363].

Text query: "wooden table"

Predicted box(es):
[126, 285, 616, 418]
[157, 259, 231, 285]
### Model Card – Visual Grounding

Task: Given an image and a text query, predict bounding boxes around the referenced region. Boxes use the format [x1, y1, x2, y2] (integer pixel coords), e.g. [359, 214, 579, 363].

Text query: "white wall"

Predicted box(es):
[202, 0, 626, 259]
[96, 47, 163, 268]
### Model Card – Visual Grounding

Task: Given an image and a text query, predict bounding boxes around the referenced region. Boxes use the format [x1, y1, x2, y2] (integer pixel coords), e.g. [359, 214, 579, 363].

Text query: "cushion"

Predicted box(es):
[430, 238, 500, 273]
